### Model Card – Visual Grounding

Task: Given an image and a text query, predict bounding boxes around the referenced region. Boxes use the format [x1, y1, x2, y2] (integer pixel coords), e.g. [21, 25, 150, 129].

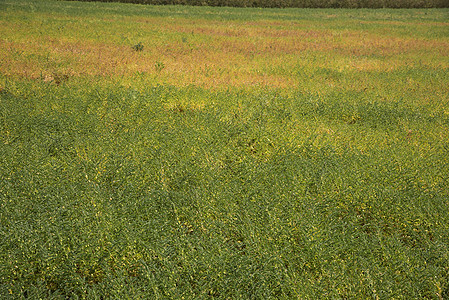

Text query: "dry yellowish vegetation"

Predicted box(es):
[1, 11, 448, 89]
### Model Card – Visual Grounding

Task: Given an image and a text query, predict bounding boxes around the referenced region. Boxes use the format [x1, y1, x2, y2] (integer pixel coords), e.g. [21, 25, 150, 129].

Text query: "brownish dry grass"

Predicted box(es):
[1, 11, 448, 89]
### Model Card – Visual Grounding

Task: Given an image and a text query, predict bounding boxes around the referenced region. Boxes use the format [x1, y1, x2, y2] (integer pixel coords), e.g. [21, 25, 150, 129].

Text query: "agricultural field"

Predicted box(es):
[1, 0, 449, 298]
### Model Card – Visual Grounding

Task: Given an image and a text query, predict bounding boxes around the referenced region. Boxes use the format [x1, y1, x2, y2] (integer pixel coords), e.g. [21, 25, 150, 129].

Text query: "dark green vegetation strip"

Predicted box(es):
[64, 0, 449, 8]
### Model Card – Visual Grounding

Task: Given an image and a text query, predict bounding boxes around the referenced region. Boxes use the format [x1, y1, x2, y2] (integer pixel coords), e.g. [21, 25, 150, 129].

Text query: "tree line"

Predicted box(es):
[68, 0, 448, 8]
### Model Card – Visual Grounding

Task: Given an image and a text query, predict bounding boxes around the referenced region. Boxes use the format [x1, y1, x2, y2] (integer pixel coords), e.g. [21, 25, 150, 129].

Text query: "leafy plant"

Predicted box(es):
[154, 61, 165, 73]
[132, 42, 144, 51]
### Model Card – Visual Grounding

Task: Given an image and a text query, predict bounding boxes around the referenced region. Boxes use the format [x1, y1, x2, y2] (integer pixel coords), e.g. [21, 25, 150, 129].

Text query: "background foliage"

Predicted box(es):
[65, 0, 449, 8]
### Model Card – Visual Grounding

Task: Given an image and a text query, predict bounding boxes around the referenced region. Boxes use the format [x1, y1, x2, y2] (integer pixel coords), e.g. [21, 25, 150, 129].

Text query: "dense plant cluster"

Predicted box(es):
[2, 81, 448, 298]
[66, 0, 449, 8]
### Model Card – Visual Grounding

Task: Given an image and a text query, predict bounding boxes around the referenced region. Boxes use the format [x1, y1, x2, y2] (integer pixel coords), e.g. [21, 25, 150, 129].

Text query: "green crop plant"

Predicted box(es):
[154, 61, 165, 73]
[132, 42, 144, 52]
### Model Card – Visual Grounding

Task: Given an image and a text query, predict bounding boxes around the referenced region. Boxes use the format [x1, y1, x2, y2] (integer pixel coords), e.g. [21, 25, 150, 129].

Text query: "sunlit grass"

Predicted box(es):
[1, 0, 448, 298]
[1, 0, 448, 89]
